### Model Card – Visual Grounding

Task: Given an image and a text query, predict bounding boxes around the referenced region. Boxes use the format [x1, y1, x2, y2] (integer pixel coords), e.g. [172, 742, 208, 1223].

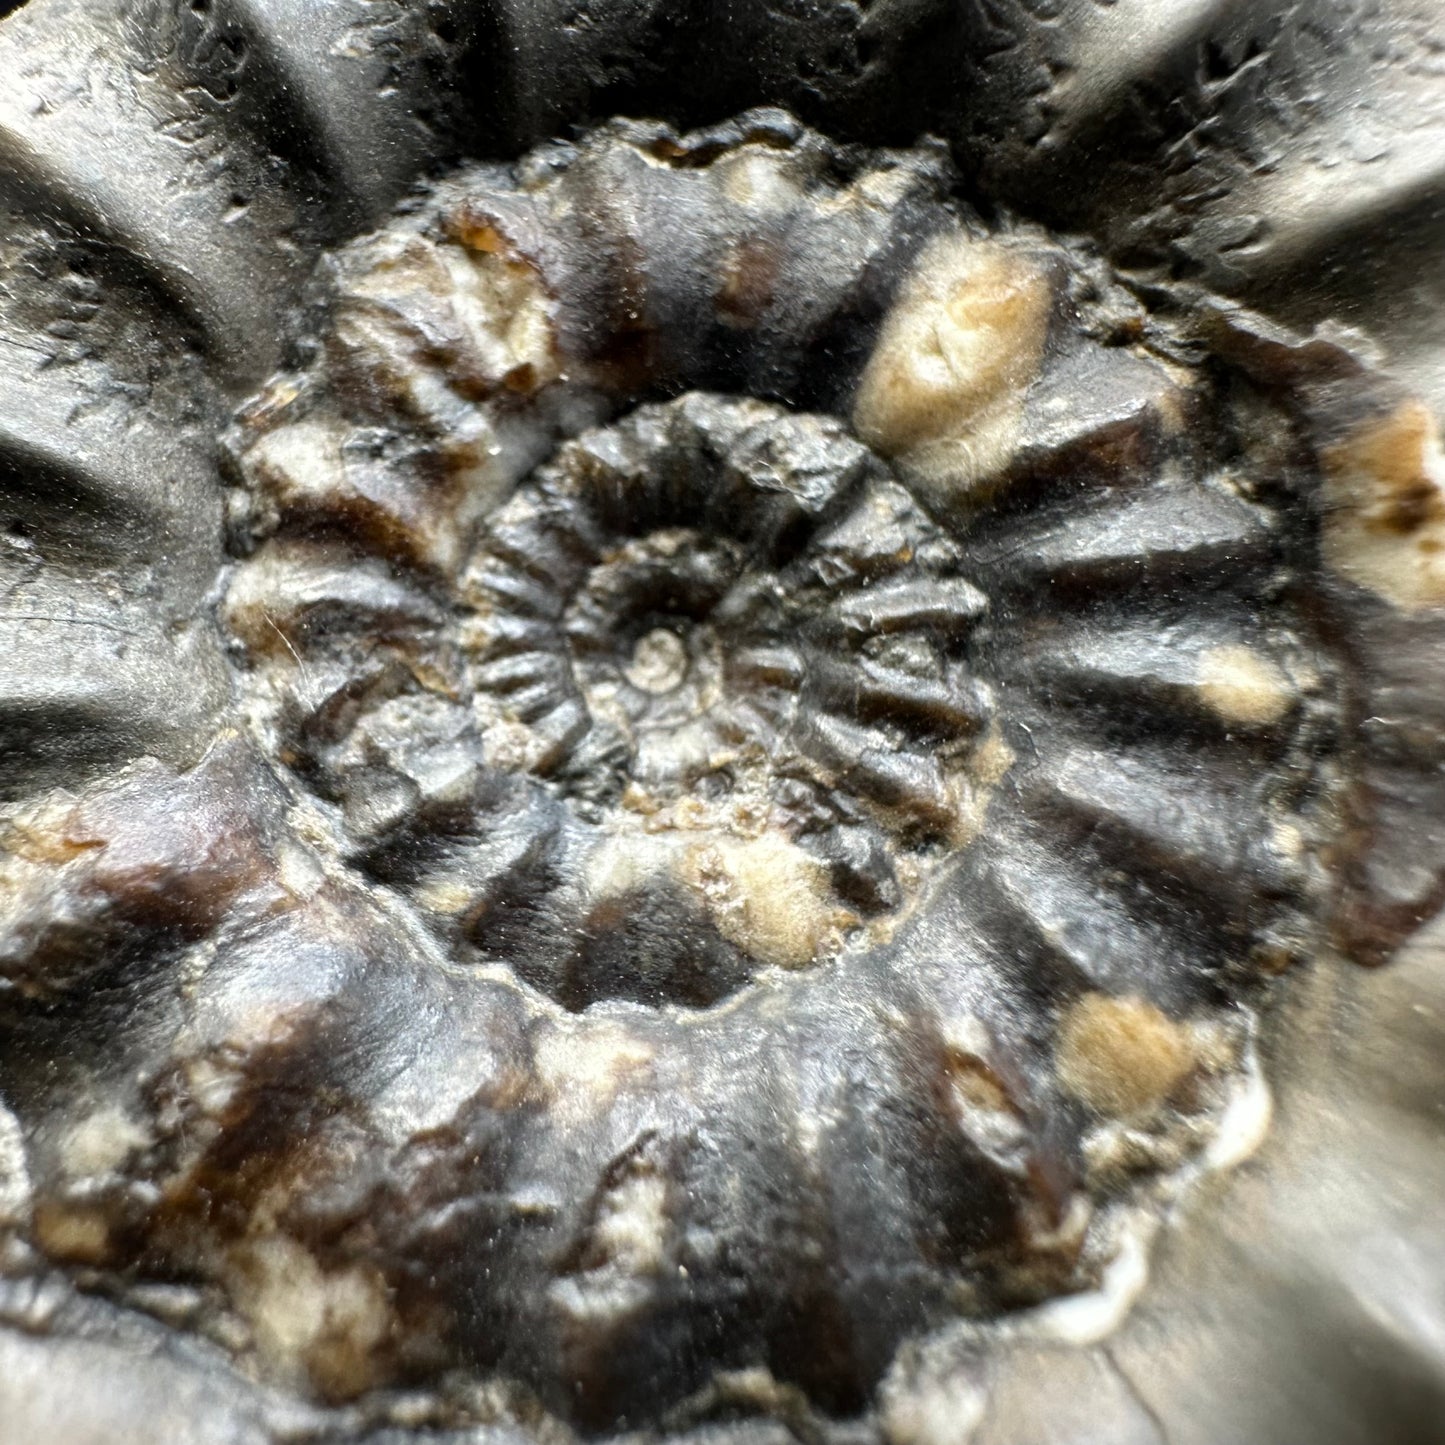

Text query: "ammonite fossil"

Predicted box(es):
[1, 3, 1443, 1443]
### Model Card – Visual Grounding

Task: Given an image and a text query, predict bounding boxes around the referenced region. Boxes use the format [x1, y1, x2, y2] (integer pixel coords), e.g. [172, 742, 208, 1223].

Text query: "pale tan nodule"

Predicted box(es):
[853, 236, 1053, 504]
[1056, 994, 1199, 1118]
[1321, 399, 1445, 612]
[681, 832, 847, 971]
[1196, 644, 1296, 727]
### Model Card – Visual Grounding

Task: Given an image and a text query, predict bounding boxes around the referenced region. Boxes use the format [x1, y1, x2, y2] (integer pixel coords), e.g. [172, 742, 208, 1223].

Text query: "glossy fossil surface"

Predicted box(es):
[0, 3, 1442, 1444]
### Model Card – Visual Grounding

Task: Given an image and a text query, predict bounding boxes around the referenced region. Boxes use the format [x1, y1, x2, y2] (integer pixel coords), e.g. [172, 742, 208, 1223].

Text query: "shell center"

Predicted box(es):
[625, 627, 689, 694]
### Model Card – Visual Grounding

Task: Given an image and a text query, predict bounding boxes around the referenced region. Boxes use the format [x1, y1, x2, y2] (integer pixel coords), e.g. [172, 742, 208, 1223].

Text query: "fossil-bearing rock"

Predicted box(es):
[0, 3, 1443, 1444]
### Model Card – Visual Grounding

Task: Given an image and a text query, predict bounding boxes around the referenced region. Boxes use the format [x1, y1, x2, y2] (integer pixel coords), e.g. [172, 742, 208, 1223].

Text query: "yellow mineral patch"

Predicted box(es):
[1056, 994, 1198, 1118]
[534, 1022, 656, 1123]
[1321, 398, 1445, 611]
[479, 716, 555, 774]
[947, 723, 1016, 848]
[1, 794, 97, 865]
[939, 1031, 1013, 1118]
[624, 626, 690, 694]
[32, 1200, 112, 1264]
[620, 781, 662, 816]
[881, 1372, 986, 1445]
[274, 837, 326, 901]
[1270, 820, 1307, 864]
[235, 375, 304, 431]
[551, 1161, 674, 1322]
[245, 417, 347, 509]
[969, 722, 1016, 788]
[853, 236, 1052, 500]
[719, 147, 805, 213]
[244, 417, 464, 574]
[219, 544, 311, 659]
[936, 1017, 1031, 1176]
[0, 1105, 29, 1230]
[233, 1235, 393, 1401]
[414, 877, 476, 917]
[1197, 644, 1295, 726]
[944, 1054, 1017, 1133]
[447, 214, 510, 254]
[62, 1104, 149, 1177]
[681, 833, 847, 970]
[338, 228, 558, 406]
[450, 245, 559, 396]
[590, 1169, 670, 1276]
[584, 832, 672, 901]
[182, 1055, 244, 1120]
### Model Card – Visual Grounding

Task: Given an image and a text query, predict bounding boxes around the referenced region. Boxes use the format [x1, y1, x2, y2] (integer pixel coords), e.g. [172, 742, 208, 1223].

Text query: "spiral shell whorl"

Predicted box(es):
[0, 109, 1382, 1430]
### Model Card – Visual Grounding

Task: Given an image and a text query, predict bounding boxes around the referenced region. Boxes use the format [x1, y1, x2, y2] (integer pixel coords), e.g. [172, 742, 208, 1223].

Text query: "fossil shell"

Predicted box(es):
[0, 3, 1442, 1443]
